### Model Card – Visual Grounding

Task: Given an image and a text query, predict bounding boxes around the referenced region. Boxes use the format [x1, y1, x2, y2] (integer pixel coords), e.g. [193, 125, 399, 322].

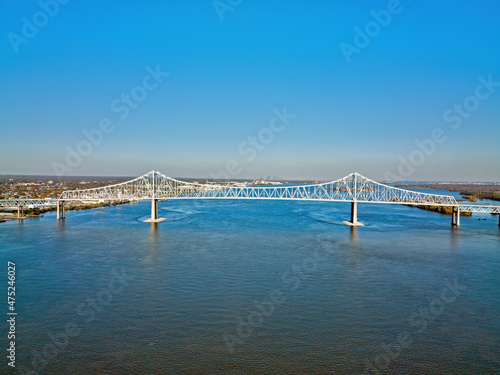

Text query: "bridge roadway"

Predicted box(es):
[1, 171, 499, 227]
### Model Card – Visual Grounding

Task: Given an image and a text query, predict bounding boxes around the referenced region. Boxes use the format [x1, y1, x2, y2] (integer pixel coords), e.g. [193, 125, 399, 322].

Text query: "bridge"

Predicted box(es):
[1, 170, 499, 227]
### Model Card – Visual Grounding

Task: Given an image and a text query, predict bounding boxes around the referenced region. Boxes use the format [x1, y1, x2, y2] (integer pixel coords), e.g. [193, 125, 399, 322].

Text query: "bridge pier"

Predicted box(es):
[343, 201, 364, 227]
[56, 201, 65, 221]
[452, 206, 460, 227]
[152, 198, 158, 221]
[143, 199, 166, 223]
[17, 206, 26, 221]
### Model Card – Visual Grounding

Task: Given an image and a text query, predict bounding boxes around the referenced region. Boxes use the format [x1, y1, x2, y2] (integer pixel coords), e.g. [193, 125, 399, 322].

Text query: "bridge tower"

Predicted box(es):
[143, 170, 166, 223]
[343, 173, 364, 227]
[151, 199, 159, 221]
[56, 200, 65, 221]
[17, 205, 25, 221]
[451, 206, 460, 227]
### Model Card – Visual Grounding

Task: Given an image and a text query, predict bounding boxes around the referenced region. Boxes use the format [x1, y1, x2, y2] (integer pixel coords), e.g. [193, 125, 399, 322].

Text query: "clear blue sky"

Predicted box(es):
[1, 0, 499, 181]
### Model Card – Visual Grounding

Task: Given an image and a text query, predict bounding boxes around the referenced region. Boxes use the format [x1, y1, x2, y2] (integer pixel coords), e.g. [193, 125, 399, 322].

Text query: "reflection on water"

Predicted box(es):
[0, 199, 499, 374]
[450, 226, 461, 249]
[150, 222, 158, 236]
[150, 222, 159, 249]
[349, 226, 358, 244]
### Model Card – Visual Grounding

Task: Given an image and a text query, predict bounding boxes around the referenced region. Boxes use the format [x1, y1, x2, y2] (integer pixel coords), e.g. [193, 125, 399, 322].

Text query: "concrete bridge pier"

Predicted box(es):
[143, 199, 166, 223]
[151, 198, 158, 221]
[452, 206, 460, 227]
[343, 201, 364, 227]
[17, 206, 25, 220]
[56, 201, 65, 221]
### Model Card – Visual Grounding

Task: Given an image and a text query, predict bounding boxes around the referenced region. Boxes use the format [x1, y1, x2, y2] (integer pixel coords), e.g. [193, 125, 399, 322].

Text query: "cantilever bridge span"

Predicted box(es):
[1, 170, 499, 227]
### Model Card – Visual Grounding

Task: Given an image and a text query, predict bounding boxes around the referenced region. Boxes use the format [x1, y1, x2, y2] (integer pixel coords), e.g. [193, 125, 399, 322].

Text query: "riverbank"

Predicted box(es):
[396, 183, 500, 202]
[396, 183, 500, 216]
[411, 204, 472, 216]
[0, 200, 131, 222]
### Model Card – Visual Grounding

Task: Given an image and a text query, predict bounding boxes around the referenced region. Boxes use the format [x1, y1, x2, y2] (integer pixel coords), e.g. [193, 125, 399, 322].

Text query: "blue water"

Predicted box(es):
[1, 198, 499, 374]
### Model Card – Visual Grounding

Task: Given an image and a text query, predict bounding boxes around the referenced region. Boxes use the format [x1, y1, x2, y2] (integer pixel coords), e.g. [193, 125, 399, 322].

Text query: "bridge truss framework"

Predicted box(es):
[1, 170, 499, 227]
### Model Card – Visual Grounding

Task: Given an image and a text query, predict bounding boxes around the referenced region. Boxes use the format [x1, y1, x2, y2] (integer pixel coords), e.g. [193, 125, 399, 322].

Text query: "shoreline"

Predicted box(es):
[0, 200, 131, 223]
[396, 183, 500, 202]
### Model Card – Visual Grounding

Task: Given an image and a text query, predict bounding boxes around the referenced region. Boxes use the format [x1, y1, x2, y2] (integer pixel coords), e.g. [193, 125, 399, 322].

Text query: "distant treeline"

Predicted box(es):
[458, 190, 500, 202]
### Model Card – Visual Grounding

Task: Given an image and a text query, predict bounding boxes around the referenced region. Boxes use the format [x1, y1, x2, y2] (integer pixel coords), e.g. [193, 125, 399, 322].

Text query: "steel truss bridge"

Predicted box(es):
[1, 170, 499, 227]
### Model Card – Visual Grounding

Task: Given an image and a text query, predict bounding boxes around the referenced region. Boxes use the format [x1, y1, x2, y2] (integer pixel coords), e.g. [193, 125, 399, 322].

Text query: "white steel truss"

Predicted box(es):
[458, 204, 500, 213]
[0, 199, 59, 208]
[1, 171, 499, 214]
[56, 170, 498, 213]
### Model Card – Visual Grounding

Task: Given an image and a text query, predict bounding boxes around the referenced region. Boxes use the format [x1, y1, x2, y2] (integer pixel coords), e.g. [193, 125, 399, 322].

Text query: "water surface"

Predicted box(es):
[1, 198, 499, 374]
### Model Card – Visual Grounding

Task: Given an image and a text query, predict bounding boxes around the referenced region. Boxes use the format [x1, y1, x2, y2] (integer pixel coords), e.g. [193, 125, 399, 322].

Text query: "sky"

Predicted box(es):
[1, 0, 499, 181]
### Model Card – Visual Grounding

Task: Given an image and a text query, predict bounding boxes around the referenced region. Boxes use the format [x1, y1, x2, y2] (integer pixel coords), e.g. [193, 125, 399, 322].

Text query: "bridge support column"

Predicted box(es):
[152, 198, 158, 221]
[351, 201, 357, 224]
[452, 206, 460, 227]
[56, 201, 65, 221]
[343, 201, 364, 227]
[17, 206, 25, 220]
[143, 199, 166, 223]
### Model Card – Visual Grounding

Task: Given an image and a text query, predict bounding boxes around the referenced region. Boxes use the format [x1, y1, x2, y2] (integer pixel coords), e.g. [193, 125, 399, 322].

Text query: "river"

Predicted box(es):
[0, 196, 499, 374]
